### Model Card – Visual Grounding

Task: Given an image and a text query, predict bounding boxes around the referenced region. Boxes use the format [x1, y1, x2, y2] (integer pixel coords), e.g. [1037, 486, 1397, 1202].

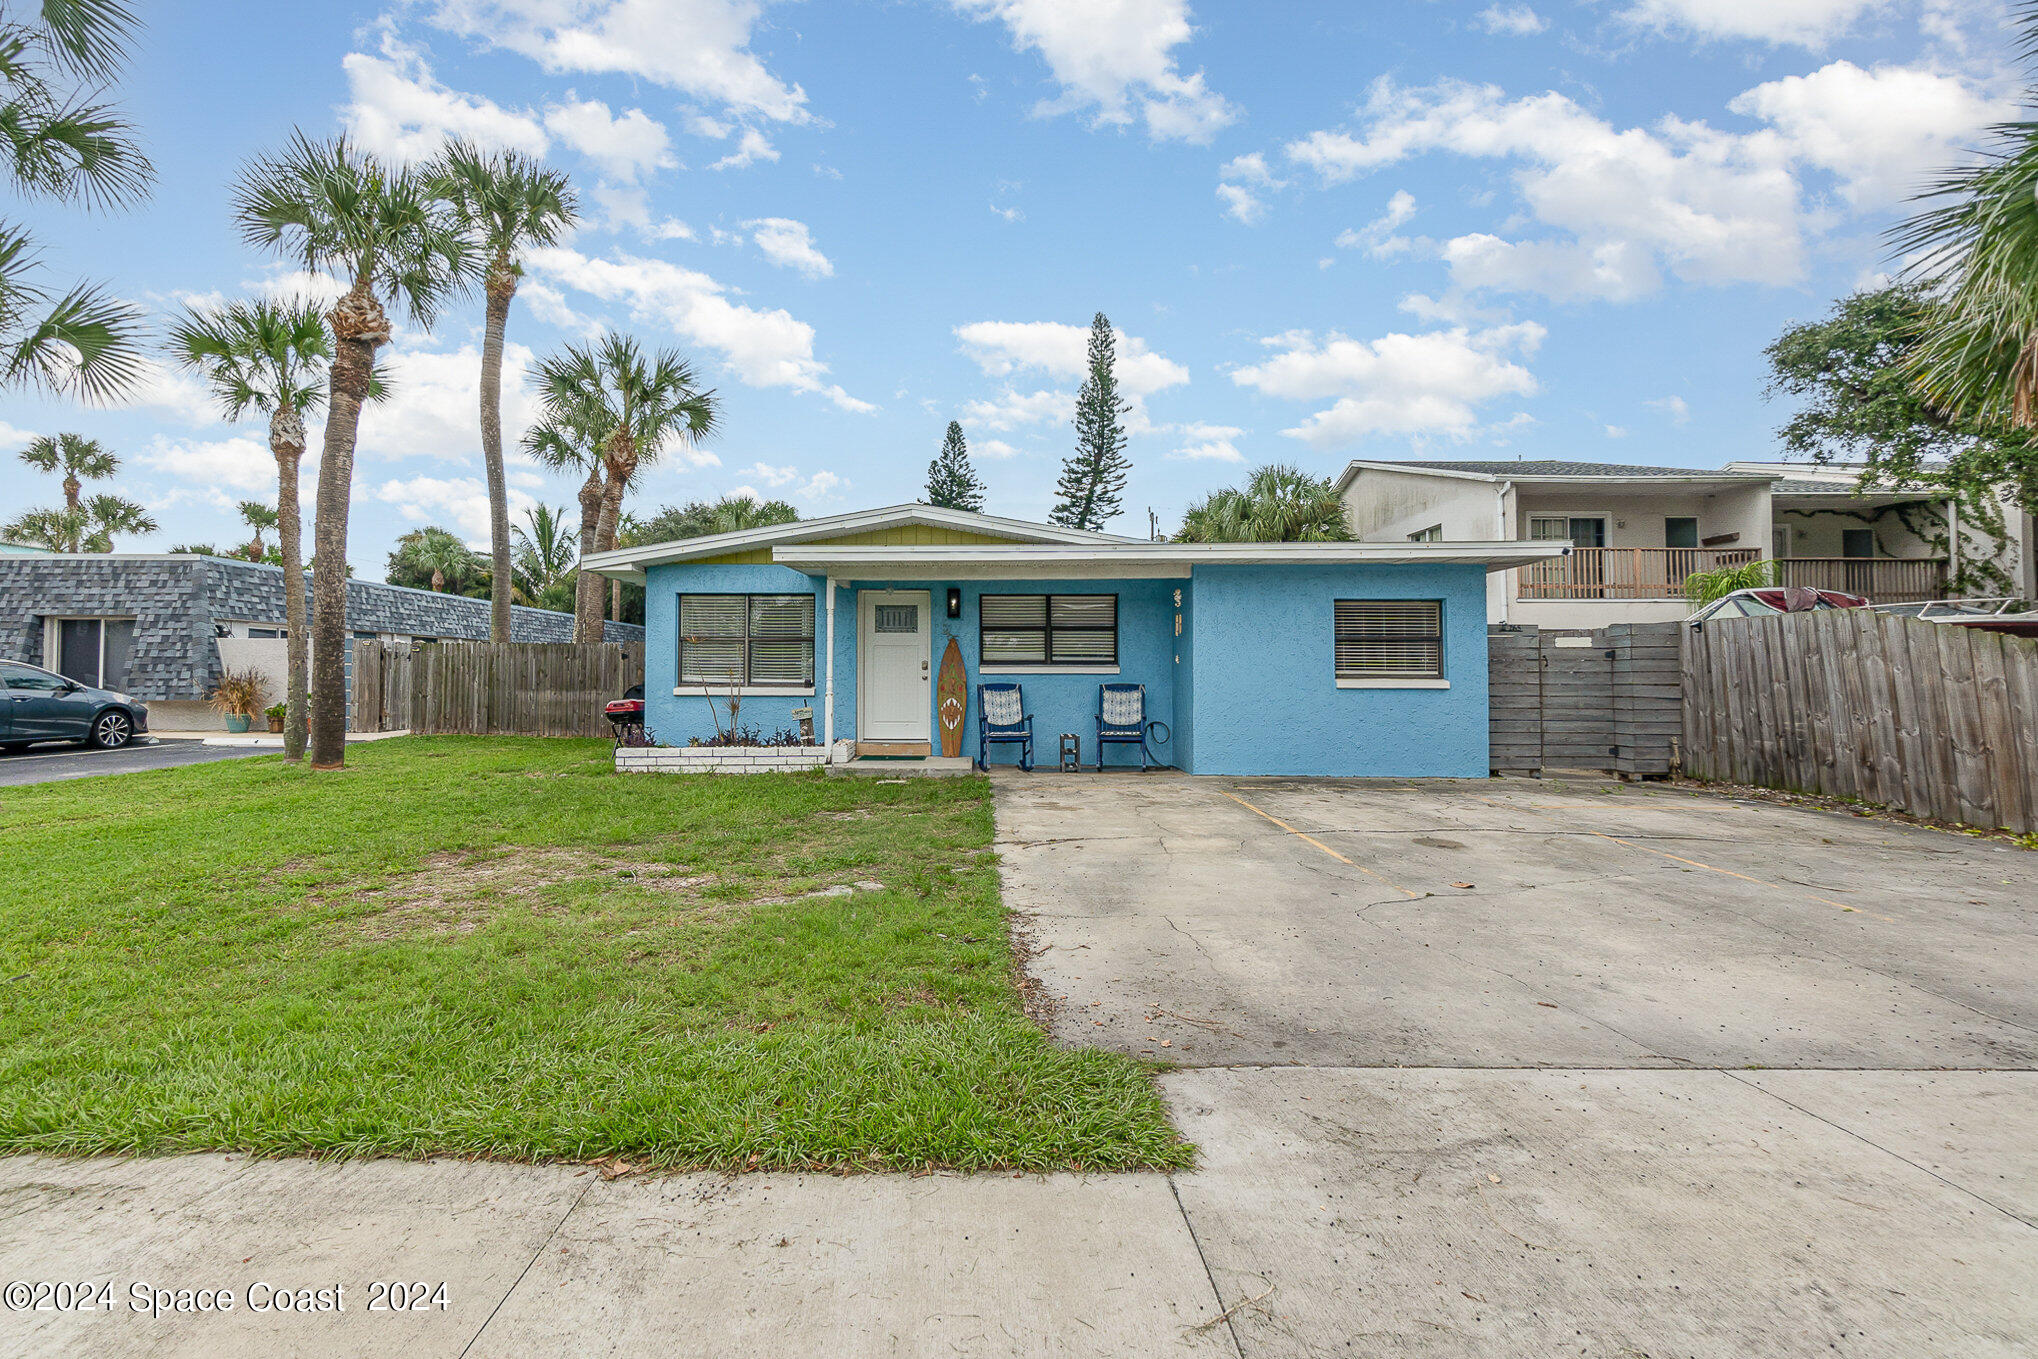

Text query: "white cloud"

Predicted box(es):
[137, 434, 290, 495]
[1334, 189, 1418, 257]
[1167, 421, 1245, 462]
[711, 127, 779, 170]
[426, 0, 812, 124]
[528, 246, 874, 412]
[962, 387, 1070, 431]
[1648, 394, 1692, 422]
[954, 319, 1189, 397]
[976, 438, 1023, 459]
[1216, 151, 1284, 224]
[745, 217, 833, 277]
[542, 96, 675, 180]
[341, 35, 547, 163]
[120, 359, 223, 426]
[373, 473, 534, 543]
[1604, 424, 1629, 438]
[991, 201, 1025, 222]
[742, 460, 798, 486]
[1230, 323, 1543, 449]
[1277, 66, 2002, 302]
[1620, 0, 1882, 47]
[1477, 3, 1547, 35]
[951, 0, 1236, 143]
[356, 343, 542, 464]
[1729, 60, 2010, 205]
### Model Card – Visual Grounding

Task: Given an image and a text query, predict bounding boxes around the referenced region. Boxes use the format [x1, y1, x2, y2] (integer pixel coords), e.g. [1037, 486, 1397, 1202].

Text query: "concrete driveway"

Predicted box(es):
[999, 773, 2038, 1356]
[0, 739, 267, 787]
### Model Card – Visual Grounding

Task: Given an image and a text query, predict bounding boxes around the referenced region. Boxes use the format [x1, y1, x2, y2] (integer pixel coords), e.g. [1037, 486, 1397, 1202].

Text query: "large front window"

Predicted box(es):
[678, 593, 815, 688]
[47, 617, 135, 690]
[979, 594, 1118, 667]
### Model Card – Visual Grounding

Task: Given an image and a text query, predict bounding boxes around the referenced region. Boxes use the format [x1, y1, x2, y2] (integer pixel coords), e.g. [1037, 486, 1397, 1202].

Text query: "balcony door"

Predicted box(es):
[1530, 516, 1607, 595]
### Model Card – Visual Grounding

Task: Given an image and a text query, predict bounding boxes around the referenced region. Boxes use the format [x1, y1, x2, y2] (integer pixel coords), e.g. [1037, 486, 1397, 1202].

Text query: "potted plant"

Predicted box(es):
[264, 702, 287, 734]
[208, 668, 267, 734]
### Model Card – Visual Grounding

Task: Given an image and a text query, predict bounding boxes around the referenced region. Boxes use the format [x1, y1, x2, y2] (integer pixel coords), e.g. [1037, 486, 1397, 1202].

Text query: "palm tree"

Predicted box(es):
[387, 526, 482, 594]
[522, 414, 606, 633]
[4, 434, 155, 549]
[232, 133, 469, 768]
[1174, 464, 1355, 543]
[608, 510, 644, 621]
[511, 503, 576, 606]
[0, 0, 151, 400]
[237, 500, 278, 561]
[528, 334, 719, 641]
[169, 299, 342, 763]
[433, 141, 578, 643]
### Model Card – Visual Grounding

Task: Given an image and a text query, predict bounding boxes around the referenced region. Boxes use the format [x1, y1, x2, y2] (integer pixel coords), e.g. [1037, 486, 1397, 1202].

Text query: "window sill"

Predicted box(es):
[1336, 677, 1450, 689]
[979, 666, 1121, 676]
[674, 686, 815, 697]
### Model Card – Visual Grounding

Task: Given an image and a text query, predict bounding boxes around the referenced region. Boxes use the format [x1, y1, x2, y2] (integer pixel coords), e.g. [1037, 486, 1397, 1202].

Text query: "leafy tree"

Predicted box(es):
[387, 526, 484, 594]
[233, 132, 469, 767]
[169, 298, 351, 761]
[236, 499, 277, 561]
[0, 0, 151, 400]
[167, 542, 218, 555]
[640, 495, 800, 542]
[528, 333, 719, 641]
[1174, 464, 1355, 543]
[1050, 312, 1131, 531]
[4, 432, 155, 549]
[924, 420, 986, 512]
[433, 141, 578, 643]
[1765, 285, 2038, 520]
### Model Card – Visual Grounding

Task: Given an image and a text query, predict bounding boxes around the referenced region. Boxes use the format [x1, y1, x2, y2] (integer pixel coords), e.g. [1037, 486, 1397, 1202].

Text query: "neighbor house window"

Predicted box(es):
[980, 594, 1118, 667]
[47, 617, 135, 690]
[1408, 524, 1444, 542]
[1334, 600, 1444, 681]
[1665, 517, 1699, 550]
[679, 593, 815, 688]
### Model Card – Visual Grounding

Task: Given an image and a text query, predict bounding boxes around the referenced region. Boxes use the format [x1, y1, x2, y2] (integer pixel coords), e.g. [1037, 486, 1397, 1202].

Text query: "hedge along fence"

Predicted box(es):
[352, 640, 645, 737]
[1682, 608, 2038, 835]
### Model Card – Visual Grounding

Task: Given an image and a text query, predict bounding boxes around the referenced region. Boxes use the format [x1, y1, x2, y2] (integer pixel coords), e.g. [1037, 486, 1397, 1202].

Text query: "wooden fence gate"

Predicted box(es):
[351, 640, 646, 738]
[1682, 609, 2038, 835]
[1489, 622, 1683, 776]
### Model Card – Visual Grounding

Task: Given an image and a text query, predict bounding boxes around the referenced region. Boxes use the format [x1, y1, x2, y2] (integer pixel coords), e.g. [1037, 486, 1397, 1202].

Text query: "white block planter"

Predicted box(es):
[616, 745, 829, 775]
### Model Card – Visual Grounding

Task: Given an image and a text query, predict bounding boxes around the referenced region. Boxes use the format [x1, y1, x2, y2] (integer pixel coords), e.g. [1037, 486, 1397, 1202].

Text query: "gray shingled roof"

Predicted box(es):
[1377, 459, 1765, 478]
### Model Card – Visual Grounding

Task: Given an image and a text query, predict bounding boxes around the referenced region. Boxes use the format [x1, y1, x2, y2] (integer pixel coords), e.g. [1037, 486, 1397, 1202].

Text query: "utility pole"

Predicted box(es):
[1148, 507, 1159, 541]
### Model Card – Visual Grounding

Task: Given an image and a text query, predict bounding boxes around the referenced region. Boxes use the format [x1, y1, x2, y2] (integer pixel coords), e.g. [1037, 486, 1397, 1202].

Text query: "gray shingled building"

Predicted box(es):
[0, 553, 643, 729]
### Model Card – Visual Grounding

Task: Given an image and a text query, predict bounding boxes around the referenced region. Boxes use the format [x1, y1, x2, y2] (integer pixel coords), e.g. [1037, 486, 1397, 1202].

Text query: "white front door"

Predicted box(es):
[858, 589, 931, 742]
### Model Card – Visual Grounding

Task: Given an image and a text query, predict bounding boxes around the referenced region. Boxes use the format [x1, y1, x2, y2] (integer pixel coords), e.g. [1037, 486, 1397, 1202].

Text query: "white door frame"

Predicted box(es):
[855, 589, 931, 742]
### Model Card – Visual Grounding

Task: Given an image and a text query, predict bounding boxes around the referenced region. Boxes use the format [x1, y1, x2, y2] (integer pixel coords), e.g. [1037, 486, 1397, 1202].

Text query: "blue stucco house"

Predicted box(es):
[582, 505, 1564, 777]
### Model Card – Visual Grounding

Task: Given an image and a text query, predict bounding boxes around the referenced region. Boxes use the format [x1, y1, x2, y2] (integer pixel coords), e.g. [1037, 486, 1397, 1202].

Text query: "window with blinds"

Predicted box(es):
[1334, 600, 1444, 680]
[679, 593, 815, 687]
[980, 593, 1118, 667]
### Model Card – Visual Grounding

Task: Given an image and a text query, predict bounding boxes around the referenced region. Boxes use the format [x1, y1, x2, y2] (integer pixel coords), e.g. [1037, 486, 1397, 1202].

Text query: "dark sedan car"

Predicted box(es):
[0, 660, 149, 750]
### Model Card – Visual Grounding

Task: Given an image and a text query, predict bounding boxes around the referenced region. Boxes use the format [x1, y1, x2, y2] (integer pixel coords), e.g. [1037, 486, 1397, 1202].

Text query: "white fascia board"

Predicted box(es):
[774, 541, 1571, 576]
[1335, 460, 1500, 491]
[580, 503, 1137, 577]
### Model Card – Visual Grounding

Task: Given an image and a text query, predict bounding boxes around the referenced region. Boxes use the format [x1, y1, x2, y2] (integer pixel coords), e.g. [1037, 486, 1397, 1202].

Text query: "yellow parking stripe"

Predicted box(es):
[1218, 788, 1424, 899]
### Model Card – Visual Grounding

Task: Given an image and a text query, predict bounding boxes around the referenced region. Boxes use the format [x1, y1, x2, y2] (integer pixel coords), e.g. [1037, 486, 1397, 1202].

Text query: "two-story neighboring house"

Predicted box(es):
[1337, 458, 2037, 627]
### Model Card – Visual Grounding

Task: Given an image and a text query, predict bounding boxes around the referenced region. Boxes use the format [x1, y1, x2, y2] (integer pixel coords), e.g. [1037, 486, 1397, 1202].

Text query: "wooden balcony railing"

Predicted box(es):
[1516, 547, 1761, 601]
[1774, 557, 1949, 602]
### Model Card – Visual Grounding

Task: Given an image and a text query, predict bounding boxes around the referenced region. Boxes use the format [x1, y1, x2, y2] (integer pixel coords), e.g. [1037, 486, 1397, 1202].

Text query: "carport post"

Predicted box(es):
[823, 576, 838, 761]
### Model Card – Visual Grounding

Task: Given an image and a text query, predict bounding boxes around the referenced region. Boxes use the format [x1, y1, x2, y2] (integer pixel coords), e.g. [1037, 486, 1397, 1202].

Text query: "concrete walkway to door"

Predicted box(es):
[996, 771, 2038, 1357]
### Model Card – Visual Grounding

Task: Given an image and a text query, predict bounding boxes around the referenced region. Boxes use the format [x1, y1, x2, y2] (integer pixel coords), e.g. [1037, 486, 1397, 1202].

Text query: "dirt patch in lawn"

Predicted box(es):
[334, 846, 715, 940]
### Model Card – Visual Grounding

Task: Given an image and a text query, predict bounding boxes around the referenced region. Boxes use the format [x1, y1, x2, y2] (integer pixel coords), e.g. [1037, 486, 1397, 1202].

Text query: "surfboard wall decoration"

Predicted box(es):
[936, 635, 966, 759]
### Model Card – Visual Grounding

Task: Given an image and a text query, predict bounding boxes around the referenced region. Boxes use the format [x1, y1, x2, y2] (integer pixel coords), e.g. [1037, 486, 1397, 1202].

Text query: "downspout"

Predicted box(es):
[1495, 479, 1514, 624]
[823, 576, 838, 761]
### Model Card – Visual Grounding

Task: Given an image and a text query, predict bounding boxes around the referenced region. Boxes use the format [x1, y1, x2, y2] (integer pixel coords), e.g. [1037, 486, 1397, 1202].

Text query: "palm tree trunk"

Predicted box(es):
[579, 450, 634, 644]
[610, 576, 620, 622]
[309, 287, 390, 769]
[573, 462, 603, 644]
[480, 258, 516, 643]
[271, 404, 310, 763]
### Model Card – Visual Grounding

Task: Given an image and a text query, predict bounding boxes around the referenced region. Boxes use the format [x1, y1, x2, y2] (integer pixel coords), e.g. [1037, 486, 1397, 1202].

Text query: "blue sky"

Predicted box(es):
[2, 0, 2020, 575]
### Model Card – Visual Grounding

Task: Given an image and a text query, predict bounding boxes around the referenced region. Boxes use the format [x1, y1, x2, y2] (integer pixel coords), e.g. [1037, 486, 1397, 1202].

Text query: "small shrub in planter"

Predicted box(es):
[686, 724, 813, 749]
[208, 668, 267, 734]
[264, 702, 288, 733]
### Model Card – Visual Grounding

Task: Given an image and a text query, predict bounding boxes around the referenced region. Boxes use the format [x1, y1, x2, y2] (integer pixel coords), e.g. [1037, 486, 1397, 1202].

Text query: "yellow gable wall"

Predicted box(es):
[689, 525, 1027, 566]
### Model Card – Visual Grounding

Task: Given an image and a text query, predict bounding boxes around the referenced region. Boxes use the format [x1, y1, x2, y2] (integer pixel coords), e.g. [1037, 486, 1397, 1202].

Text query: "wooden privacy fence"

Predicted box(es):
[352, 641, 646, 737]
[1683, 610, 2038, 835]
[1490, 622, 1683, 776]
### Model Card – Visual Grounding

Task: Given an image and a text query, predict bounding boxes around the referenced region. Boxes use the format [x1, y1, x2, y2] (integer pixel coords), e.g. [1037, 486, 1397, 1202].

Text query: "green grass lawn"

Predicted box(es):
[0, 738, 1185, 1171]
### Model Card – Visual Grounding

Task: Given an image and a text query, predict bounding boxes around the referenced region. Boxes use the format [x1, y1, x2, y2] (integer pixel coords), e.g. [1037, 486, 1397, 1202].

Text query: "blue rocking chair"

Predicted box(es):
[977, 682, 1034, 771]
[1096, 683, 1158, 771]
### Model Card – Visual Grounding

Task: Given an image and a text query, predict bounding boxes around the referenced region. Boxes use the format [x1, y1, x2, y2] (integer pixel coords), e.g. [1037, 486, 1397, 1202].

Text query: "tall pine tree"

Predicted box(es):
[1050, 312, 1131, 530]
[924, 420, 987, 511]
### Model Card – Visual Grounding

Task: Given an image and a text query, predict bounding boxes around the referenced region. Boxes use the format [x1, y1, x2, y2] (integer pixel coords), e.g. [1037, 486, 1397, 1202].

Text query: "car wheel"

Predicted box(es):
[90, 710, 133, 750]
